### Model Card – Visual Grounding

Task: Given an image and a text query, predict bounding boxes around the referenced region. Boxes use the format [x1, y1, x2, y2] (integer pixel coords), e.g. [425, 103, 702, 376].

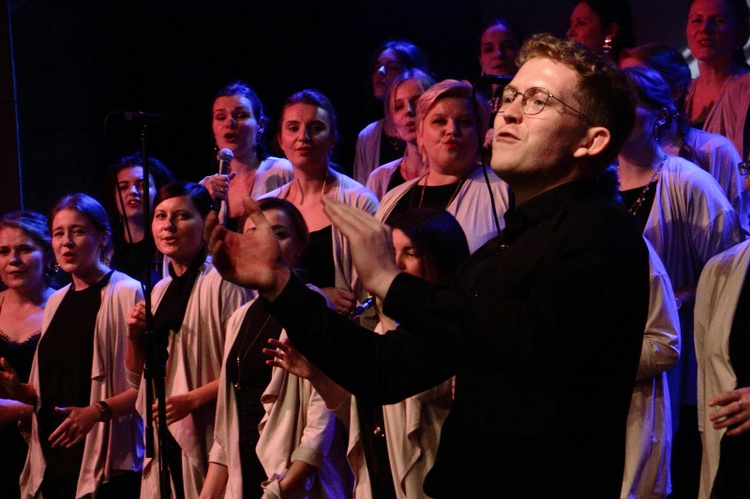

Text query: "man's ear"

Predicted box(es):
[573, 126, 611, 159]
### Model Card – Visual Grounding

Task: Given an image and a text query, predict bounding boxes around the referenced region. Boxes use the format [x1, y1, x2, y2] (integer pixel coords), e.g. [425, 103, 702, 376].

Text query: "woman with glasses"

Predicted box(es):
[353, 41, 430, 185]
[374, 80, 510, 254]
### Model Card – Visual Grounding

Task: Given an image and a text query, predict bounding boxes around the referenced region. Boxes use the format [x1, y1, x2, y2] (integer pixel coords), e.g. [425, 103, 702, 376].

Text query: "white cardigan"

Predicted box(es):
[335, 319, 451, 499]
[210, 291, 350, 499]
[375, 165, 511, 254]
[694, 239, 750, 499]
[263, 170, 379, 293]
[138, 261, 252, 499]
[21, 271, 144, 498]
[621, 239, 681, 499]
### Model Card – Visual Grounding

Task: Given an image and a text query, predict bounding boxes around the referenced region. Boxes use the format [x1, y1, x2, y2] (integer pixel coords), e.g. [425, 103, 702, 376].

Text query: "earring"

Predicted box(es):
[602, 36, 613, 54]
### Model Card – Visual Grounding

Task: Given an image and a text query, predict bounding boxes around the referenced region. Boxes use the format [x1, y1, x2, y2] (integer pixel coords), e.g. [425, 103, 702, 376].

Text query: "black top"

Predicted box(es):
[385, 164, 406, 195]
[385, 181, 462, 225]
[37, 271, 112, 497]
[620, 181, 658, 232]
[111, 238, 162, 287]
[378, 130, 406, 168]
[715, 265, 750, 497]
[0, 325, 40, 498]
[269, 178, 650, 498]
[300, 225, 335, 289]
[152, 252, 206, 362]
[226, 300, 282, 433]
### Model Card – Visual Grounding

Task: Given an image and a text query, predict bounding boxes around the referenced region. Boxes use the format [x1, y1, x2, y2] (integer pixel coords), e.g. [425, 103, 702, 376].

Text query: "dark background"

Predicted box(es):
[6, 0, 692, 214]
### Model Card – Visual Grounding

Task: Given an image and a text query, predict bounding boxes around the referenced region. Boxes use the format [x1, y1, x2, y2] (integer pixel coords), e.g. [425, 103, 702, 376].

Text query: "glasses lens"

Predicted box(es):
[740, 161, 750, 176]
[523, 88, 549, 116]
[497, 88, 516, 113]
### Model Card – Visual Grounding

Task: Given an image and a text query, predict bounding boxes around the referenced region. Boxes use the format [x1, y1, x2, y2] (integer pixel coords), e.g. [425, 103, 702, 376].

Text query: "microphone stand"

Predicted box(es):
[139, 124, 171, 499]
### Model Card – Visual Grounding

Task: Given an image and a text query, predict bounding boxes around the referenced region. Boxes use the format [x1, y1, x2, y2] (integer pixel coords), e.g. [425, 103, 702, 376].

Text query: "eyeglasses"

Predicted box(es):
[740, 161, 750, 176]
[494, 86, 593, 124]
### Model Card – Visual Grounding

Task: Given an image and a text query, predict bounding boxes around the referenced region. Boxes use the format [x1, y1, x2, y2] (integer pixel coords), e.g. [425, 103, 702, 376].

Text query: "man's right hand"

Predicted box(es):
[205, 196, 291, 300]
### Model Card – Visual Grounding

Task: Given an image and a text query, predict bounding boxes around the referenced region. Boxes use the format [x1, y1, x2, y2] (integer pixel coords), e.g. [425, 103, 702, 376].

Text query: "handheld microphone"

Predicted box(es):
[217, 148, 234, 175]
[216, 149, 234, 226]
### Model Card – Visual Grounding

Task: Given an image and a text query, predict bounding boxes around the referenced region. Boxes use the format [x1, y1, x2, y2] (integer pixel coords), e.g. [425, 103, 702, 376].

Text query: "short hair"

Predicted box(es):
[214, 81, 271, 160]
[372, 40, 430, 73]
[154, 181, 213, 219]
[0, 211, 54, 267]
[415, 79, 490, 156]
[620, 44, 692, 134]
[519, 33, 636, 168]
[479, 17, 525, 53]
[574, 0, 636, 59]
[624, 65, 677, 138]
[384, 69, 436, 136]
[258, 197, 309, 250]
[280, 89, 339, 142]
[50, 193, 113, 259]
[389, 208, 470, 285]
[687, 0, 750, 69]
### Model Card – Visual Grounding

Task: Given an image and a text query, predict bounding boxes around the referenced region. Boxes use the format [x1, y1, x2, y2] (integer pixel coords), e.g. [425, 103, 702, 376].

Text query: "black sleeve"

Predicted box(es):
[265, 274, 457, 404]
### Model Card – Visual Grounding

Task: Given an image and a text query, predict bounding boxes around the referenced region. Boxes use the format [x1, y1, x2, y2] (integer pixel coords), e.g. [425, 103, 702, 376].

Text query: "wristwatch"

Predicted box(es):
[96, 400, 112, 422]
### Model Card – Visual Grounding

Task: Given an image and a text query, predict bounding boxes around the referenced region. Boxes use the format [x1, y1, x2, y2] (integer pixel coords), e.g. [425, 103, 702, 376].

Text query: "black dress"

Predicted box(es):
[0, 302, 40, 499]
[36, 272, 112, 499]
[225, 300, 283, 496]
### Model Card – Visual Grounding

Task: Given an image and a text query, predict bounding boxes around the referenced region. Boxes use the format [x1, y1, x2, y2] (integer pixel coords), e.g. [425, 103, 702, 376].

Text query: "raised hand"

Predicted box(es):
[263, 338, 317, 380]
[321, 196, 401, 299]
[205, 197, 291, 299]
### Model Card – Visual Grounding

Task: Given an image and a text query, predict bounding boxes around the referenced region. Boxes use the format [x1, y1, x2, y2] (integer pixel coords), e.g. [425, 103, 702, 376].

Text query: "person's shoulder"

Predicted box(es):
[259, 156, 294, 174]
[663, 155, 731, 197]
[108, 270, 143, 294]
[688, 128, 742, 157]
[357, 119, 383, 139]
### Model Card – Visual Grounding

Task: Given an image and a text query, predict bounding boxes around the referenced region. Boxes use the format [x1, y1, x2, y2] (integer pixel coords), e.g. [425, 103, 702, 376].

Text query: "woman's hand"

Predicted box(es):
[200, 173, 236, 201]
[263, 338, 317, 380]
[322, 287, 356, 316]
[0, 399, 31, 427]
[0, 358, 20, 399]
[49, 404, 100, 448]
[127, 300, 147, 339]
[709, 387, 750, 436]
[152, 393, 194, 426]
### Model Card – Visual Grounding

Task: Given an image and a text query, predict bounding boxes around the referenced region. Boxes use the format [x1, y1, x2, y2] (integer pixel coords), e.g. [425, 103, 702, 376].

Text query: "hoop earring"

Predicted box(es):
[602, 36, 613, 54]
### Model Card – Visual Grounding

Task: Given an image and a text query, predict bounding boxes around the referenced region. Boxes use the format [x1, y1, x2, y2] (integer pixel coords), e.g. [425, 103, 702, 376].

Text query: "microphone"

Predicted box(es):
[217, 148, 234, 175]
[480, 74, 513, 86]
[216, 149, 234, 225]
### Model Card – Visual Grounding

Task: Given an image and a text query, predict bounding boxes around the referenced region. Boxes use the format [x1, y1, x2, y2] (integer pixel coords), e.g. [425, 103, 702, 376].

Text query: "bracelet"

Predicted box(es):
[96, 400, 112, 422]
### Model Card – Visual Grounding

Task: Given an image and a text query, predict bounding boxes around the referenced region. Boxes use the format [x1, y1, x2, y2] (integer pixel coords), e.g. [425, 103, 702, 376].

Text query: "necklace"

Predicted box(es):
[295, 170, 330, 206]
[233, 306, 272, 391]
[411, 169, 469, 210]
[627, 157, 666, 216]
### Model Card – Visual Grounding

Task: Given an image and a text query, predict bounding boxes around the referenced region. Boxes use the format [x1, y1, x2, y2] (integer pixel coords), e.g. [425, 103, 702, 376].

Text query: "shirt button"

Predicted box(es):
[499, 243, 509, 250]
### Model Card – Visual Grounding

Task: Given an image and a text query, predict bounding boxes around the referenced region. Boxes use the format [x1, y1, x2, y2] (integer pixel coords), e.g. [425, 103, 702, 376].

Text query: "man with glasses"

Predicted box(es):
[207, 33, 649, 498]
